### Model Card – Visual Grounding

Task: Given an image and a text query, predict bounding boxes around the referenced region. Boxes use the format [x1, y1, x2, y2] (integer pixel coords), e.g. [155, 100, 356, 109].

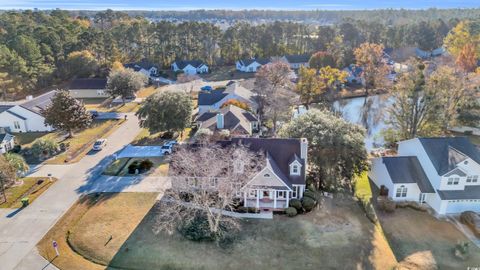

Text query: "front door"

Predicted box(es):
[419, 193, 426, 203]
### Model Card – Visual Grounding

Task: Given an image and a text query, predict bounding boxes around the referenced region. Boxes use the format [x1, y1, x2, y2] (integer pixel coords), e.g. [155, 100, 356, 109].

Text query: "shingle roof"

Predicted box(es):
[382, 156, 435, 193]
[20, 91, 57, 114]
[0, 105, 14, 114]
[69, 78, 107, 90]
[221, 138, 306, 185]
[418, 137, 480, 176]
[437, 185, 480, 200]
[0, 133, 14, 143]
[196, 105, 257, 134]
[174, 60, 206, 69]
[198, 89, 228, 106]
[284, 54, 310, 63]
[124, 60, 158, 71]
[239, 58, 270, 66]
[444, 168, 467, 177]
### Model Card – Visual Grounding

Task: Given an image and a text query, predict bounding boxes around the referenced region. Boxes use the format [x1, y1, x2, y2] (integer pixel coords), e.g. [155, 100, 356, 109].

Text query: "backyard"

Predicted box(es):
[378, 208, 480, 269]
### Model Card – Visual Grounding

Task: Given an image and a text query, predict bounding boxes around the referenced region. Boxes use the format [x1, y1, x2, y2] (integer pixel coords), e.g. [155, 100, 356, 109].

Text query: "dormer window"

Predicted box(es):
[289, 161, 302, 176]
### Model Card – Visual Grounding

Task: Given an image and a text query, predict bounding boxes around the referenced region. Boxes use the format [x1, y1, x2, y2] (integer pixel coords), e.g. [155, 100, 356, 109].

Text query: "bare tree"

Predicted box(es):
[154, 144, 265, 237]
[254, 61, 296, 135]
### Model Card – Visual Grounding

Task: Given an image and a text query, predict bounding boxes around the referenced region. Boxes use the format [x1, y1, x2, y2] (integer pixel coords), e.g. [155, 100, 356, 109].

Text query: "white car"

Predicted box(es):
[92, 139, 107, 151]
[164, 140, 178, 147]
[161, 145, 173, 155]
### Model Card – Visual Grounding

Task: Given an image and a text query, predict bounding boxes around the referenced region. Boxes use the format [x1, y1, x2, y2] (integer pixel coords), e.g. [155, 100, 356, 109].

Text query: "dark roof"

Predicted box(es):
[222, 138, 306, 186]
[239, 58, 270, 66]
[20, 91, 56, 114]
[0, 133, 14, 142]
[196, 112, 216, 122]
[284, 54, 310, 63]
[69, 78, 107, 90]
[382, 156, 435, 193]
[444, 168, 467, 177]
[418, 137, 480, 176]
[437, 185, 480, 200]
[242, 112, 257, 122]
[0, 105, 14, 114]
[196, 106, 257, 134]
[124, 60, 158, 71]
[198, 89, 228, 106]
[174, 60, 206, 69]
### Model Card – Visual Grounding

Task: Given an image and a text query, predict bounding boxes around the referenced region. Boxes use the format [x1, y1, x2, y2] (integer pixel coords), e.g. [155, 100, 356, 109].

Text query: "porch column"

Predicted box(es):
[256, 189, 260, 209]
[286, 191, 290, 207]
[273, 191, 277, 209]
[243, 191, 247, 207]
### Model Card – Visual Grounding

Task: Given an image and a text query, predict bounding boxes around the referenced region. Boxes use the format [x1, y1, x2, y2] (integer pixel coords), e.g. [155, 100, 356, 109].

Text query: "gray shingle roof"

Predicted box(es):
[418, 137, 480, 176]
[196, 105, 257, 135]
[69, 78, 107, 90]
[437, 185, 480, 200]
[444, 168, 467, 177]
[284, 54, 310, 63]
[239, 58, 270, 66]
[382, 156, 435, 193]
[174, 60, 206, 69]
[20, 90, 56, 114]
[0, 105, 14, 114]
[198, 89, 228, 106]
[0, 132, 14, 143]
[224, 138, 306, 185]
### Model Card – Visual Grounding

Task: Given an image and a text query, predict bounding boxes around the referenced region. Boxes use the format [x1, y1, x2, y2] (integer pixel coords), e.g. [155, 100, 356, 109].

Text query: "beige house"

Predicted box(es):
[68, 78, 108, 99]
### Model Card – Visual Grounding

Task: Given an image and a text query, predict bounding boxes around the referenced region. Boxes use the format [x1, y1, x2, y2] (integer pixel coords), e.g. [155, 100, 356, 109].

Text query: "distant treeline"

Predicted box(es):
[68, 8, 480, 25]
[0, 9, 475, 97]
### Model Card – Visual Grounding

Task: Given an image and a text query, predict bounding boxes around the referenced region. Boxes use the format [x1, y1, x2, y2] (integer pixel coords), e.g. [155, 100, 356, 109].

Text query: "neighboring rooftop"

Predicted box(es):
[20, 90, 56, 114]
[418, 137, 480, 176]
[382, 156, 435, 193]
[284, 54, 310, 63]
[124, 60, 158, 71]
[196, 105, 257, 134]
[174, 60, 206, 69]
[239, 58, 270, 66]
[69, 78, 107, 90]
[437, 185, 480, 200]
[198, 88, 228, 106]
[0, 105, 14, 114]
[0, 132, 14, 142]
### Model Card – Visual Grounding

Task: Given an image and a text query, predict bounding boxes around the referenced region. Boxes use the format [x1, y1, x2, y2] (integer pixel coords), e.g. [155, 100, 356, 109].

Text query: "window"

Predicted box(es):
[277, 191, 286, 198]
[447, 177, 460, 185]
[468, 175, 479, 183]
[290, 162, 301, 176]
[13, 121, 20, 130]
[292, 165, 298, 174]
[292, 186, 298, 198]
[97, 90, 105, 96]
[395, 185, 407, 198]
[249, 190, 257, 198]
[263, 191, 270, 198]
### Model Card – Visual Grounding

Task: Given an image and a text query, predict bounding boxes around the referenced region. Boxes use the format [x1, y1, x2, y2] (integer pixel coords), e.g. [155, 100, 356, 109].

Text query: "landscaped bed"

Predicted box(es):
[37, 193, 158, 270]
[0, 177, 57, 208]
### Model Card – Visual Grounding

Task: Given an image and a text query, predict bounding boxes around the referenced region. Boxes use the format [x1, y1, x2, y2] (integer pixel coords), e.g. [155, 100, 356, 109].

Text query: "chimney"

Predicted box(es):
[300, 138, 308, 165]
[216, 113, 224, 129]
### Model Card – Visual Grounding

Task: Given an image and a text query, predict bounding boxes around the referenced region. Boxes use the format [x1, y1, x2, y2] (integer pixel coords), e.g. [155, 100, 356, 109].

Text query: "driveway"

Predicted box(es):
[0, 113, 142, 270]
[95, 112, 127, 120]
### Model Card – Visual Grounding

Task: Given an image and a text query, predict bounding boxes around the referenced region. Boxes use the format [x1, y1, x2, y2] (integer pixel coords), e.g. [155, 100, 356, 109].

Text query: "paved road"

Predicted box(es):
[0, 114, 142, 270]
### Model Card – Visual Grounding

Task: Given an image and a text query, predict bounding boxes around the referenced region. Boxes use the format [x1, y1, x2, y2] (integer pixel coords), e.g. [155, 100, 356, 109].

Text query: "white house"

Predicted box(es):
[236, 58, 270, 72]
[171, 60, 209, 75]
[68, 78, 108, 99]
[197, 82, 257, 115]
[195, 105, 258, 136]
[0, 132, 15, 154]
[0, 91, 55, 133]
[292, 105, 308, 119]
[370, 137, 480, 215]
[124, 61, 159, 78]
[280, 54, 311, 69]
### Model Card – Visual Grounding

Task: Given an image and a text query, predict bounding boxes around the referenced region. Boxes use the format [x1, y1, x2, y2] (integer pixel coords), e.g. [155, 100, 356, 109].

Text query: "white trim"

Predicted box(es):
[241, 166, 292, 191]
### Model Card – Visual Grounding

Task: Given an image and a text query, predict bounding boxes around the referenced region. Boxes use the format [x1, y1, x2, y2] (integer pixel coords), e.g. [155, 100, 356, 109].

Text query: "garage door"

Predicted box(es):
[445, 201, 480, 214]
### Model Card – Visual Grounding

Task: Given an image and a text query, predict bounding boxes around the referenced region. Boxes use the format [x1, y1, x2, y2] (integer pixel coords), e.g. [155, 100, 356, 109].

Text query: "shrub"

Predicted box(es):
[218, 129, 230, 139]
[301, 196, 316, 212]
[139, 159, 154, 172]
[128, 161, 140, 174]
[237, 206, 247, 213]
[303, 190, 317, 201]
[377, 197, 396, 213]
[286, 207, 297, 217]
[178, 214, 238, 247]
[289, 199, 302, 211]
[195, 128, 213, 142]
[30, 138, 59, 158]
[454, 241, 470, 260]
[11, 145, 21, 153]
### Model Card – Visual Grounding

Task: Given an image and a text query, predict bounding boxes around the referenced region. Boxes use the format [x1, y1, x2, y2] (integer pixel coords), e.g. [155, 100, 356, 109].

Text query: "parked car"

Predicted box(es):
[201, 85, 213, 91]
[161, 145, 173, 155]
[89, 110, 99, 119]
[92, 139, 107, 151]
[164, 140, 178, 147]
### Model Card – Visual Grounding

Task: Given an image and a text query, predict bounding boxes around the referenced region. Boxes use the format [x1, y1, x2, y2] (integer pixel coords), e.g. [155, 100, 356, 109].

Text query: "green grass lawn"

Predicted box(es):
[13, 132, 50, 147]
[354, 171, 373, 203]
[199, 66, 256, 81]
[0, 177, 57, 208]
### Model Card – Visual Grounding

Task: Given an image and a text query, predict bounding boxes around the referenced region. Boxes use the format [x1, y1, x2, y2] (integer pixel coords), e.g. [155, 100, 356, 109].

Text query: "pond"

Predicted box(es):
[333, 95, 393, 150]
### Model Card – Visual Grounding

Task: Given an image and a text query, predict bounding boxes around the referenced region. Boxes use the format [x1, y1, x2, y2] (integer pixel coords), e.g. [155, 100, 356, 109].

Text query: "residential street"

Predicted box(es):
[0, 113, 142, 270]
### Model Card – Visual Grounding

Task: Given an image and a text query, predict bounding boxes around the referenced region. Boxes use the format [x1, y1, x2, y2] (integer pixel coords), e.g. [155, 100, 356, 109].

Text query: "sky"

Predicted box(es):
[0, 0, 479, 10]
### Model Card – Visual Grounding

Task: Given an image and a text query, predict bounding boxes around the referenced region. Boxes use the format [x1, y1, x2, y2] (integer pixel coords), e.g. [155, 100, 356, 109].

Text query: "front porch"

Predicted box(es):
[242, 188, 292, 211]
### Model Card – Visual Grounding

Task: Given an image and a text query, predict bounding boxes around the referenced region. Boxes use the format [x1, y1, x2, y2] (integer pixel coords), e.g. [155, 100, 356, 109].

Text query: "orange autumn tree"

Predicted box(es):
[220, 99, 251, 111]
[456, 43, 478, 73]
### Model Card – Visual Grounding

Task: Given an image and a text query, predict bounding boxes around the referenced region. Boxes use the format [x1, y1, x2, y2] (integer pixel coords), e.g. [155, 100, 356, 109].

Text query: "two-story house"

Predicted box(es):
[197, 82, 257, 115]
[171, 60, 209, 75]
[370, 137, 480, 215]
[195, 105, 258, 136]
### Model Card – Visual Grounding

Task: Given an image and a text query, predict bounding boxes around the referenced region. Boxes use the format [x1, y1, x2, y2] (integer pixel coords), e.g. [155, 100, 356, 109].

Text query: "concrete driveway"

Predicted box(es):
[95, 112, 127, 120]
[0, 113, 142, 270]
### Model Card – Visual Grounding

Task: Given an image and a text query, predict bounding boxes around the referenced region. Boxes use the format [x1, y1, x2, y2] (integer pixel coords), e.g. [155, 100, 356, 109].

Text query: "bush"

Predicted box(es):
[286, 207, 297, 217]
[139, 159, 154, 172]
[377, 197, 396, 213]
[11, 145, 21, 153]
[454, 241, 470, 260]
[30, 138, 59, 158]
[178, 214, 238, 247]
[289, 199, 302, 211]
[301, 196, 316, 212]
[237, 206, 247, 213]
[303, 190, 317, 201]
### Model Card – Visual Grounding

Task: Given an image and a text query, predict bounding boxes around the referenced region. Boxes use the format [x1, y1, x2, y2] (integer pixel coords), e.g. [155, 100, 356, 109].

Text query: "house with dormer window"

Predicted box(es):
[370, 137, 480, 215]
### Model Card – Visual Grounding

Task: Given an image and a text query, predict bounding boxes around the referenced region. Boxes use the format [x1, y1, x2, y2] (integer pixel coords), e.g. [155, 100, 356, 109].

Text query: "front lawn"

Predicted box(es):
[0, 177, 57, 208]
[378, 208, 480, 269]
[37, 193, 158, 270]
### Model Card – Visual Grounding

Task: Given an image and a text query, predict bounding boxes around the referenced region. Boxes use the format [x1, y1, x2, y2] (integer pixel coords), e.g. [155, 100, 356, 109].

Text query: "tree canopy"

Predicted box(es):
[106, 68, 148, 103]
